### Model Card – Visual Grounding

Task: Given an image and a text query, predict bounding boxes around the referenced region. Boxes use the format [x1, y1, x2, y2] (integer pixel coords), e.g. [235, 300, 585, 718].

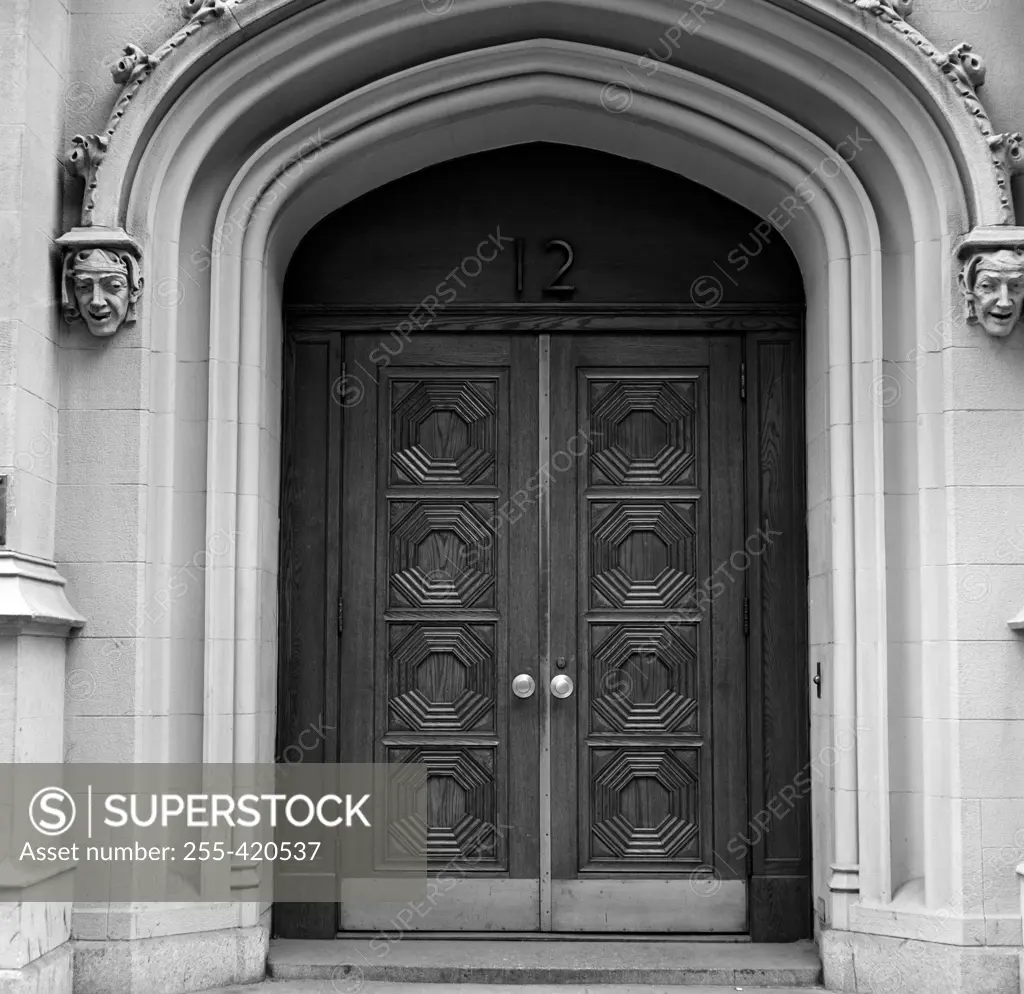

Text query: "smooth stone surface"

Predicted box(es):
[0, 942, 71, 994]
[208, 985, 828, 994]
[269, 939, 822, 986]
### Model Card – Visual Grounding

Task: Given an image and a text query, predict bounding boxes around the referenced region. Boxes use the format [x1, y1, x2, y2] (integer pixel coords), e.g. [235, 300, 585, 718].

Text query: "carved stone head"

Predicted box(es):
[961, 247, 1024, 338]
[61, 247, 143, 337]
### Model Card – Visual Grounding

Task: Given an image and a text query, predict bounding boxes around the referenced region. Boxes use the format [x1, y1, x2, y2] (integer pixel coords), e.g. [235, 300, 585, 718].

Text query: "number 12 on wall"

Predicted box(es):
[514, 238, 576, 298]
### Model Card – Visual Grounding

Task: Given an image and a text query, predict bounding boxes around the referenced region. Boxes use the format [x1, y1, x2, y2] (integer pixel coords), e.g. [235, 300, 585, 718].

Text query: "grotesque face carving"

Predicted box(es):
[62, 248, 142, 338]
[962, 248, 1024, 338]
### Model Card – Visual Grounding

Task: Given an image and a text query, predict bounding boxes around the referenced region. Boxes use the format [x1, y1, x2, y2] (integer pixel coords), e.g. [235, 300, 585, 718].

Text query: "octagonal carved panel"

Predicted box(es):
[590, 748, 700, 861]
[591, 622, 699, 734]
[390, 379, 497, 486]
[388, 623, 495, 732]
[588, 379, 696, 487]
[385, 746, 499, 864]
[589, 501, 696, 609]
[388, 500, 496, 608]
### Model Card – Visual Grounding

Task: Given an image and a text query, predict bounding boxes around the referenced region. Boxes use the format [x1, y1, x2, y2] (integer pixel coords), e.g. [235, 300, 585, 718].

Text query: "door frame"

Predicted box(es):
[275, 303, 808, 941]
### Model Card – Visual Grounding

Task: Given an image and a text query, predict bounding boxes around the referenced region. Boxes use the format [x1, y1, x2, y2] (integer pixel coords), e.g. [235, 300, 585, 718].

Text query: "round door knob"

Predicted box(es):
[550, 674, 574, 699]
[512, 674, 536, 699]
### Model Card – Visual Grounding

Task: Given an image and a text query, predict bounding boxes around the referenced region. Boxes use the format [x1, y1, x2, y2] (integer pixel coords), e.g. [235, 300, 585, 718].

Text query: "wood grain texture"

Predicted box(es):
[278, 329, 811, 936]
[745, 333, 810, 941]
[508, 335, 541, 880]
[749, 875, 811, 942]
[707, 337, 747, 888]
[548, 335, 577, 884]
[376, 364, 509, 870]
[331, 336, 542, 928]
[274, 333, 341, 939]
[564, 343, 720, 885]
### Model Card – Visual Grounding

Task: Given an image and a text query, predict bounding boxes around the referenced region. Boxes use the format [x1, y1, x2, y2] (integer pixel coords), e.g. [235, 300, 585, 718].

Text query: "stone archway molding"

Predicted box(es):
[52, 0, 1024, 986]
[188, 31, 888, 916]
[61, 0, 1024, 232]
[57, 0, 1024, 342]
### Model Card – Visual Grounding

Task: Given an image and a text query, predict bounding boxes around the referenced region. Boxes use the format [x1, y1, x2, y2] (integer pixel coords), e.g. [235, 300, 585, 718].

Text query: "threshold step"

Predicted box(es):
[209, 985, 826, 994]
[268, 939, 822, 987]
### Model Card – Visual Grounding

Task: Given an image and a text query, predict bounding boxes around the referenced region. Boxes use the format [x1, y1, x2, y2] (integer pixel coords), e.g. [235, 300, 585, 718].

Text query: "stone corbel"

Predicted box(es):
[55, 227, 143, 338]
[957, 229, 1024, 632]
[957, 226, 1024, 339]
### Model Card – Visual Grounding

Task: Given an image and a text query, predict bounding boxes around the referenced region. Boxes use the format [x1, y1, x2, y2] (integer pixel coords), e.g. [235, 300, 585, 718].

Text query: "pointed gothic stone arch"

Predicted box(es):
[56, 1, 1024, 989]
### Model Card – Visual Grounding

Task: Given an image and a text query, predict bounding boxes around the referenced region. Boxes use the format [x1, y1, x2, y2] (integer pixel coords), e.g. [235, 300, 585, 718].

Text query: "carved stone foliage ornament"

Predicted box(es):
[60, 2, 242, 331]
[854, 0, 913, 16]
[958, 228, 1024, 338]
[66, 2, 236, 228]
[56, 228, 143, 338]
[843, 0, 1024, 223]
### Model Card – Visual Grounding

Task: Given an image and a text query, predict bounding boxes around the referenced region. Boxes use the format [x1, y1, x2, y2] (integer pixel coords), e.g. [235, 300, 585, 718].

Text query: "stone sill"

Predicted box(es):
[1009, 602, 1024, 631]
[0, 551, 85, 637]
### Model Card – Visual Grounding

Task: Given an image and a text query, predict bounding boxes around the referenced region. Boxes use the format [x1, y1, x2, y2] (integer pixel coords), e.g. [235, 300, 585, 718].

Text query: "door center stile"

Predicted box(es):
[538, 333, 553, 931]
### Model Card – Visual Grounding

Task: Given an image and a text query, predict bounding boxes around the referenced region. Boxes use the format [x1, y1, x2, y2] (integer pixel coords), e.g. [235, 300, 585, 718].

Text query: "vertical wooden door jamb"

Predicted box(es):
[744, 328, 811, 941]
[273, 327, 344, 938]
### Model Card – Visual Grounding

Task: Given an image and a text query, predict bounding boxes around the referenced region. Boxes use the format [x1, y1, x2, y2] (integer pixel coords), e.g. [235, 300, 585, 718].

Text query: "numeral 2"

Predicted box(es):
[544, 239, 575, 293]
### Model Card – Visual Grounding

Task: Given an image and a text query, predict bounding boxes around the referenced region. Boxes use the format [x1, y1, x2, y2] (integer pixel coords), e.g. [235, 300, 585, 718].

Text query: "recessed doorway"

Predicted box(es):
[276, 145, 809, 941]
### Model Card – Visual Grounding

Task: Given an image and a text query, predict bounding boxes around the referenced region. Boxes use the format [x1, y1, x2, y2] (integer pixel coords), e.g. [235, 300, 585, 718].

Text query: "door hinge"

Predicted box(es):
[743, 596, 750, 635]
[337, 597, 343, 634]
[740, 361, 747, 402]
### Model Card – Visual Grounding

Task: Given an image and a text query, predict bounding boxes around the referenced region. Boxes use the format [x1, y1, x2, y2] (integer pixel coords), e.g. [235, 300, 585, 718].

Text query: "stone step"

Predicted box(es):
[209, 985, 827, 994]
[267, 939, 823, 987]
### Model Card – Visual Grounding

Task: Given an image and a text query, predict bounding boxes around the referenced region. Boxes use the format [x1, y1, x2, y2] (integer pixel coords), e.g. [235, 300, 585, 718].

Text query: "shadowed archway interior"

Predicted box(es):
[285, 145, 805, 305]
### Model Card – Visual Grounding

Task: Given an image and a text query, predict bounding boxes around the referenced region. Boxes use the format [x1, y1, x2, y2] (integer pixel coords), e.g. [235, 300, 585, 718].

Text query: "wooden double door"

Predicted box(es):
[278, 325, 809, 938]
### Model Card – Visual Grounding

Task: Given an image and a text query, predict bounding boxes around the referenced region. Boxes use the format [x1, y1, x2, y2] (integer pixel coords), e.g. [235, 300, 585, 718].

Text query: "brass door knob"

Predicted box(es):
[550, 674, 574, 699]
[512, 674, 536, 698]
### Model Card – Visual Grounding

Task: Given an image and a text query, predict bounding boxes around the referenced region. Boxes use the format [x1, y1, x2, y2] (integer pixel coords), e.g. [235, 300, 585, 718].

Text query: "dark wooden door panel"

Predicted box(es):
[548, 335, 748, 932]
[276, 324, 808, 939]
[578, 362, 714, 879]
[376, 365, 510, 871]
[339, 333, 539, 929]
[708, 337, 749, 890]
